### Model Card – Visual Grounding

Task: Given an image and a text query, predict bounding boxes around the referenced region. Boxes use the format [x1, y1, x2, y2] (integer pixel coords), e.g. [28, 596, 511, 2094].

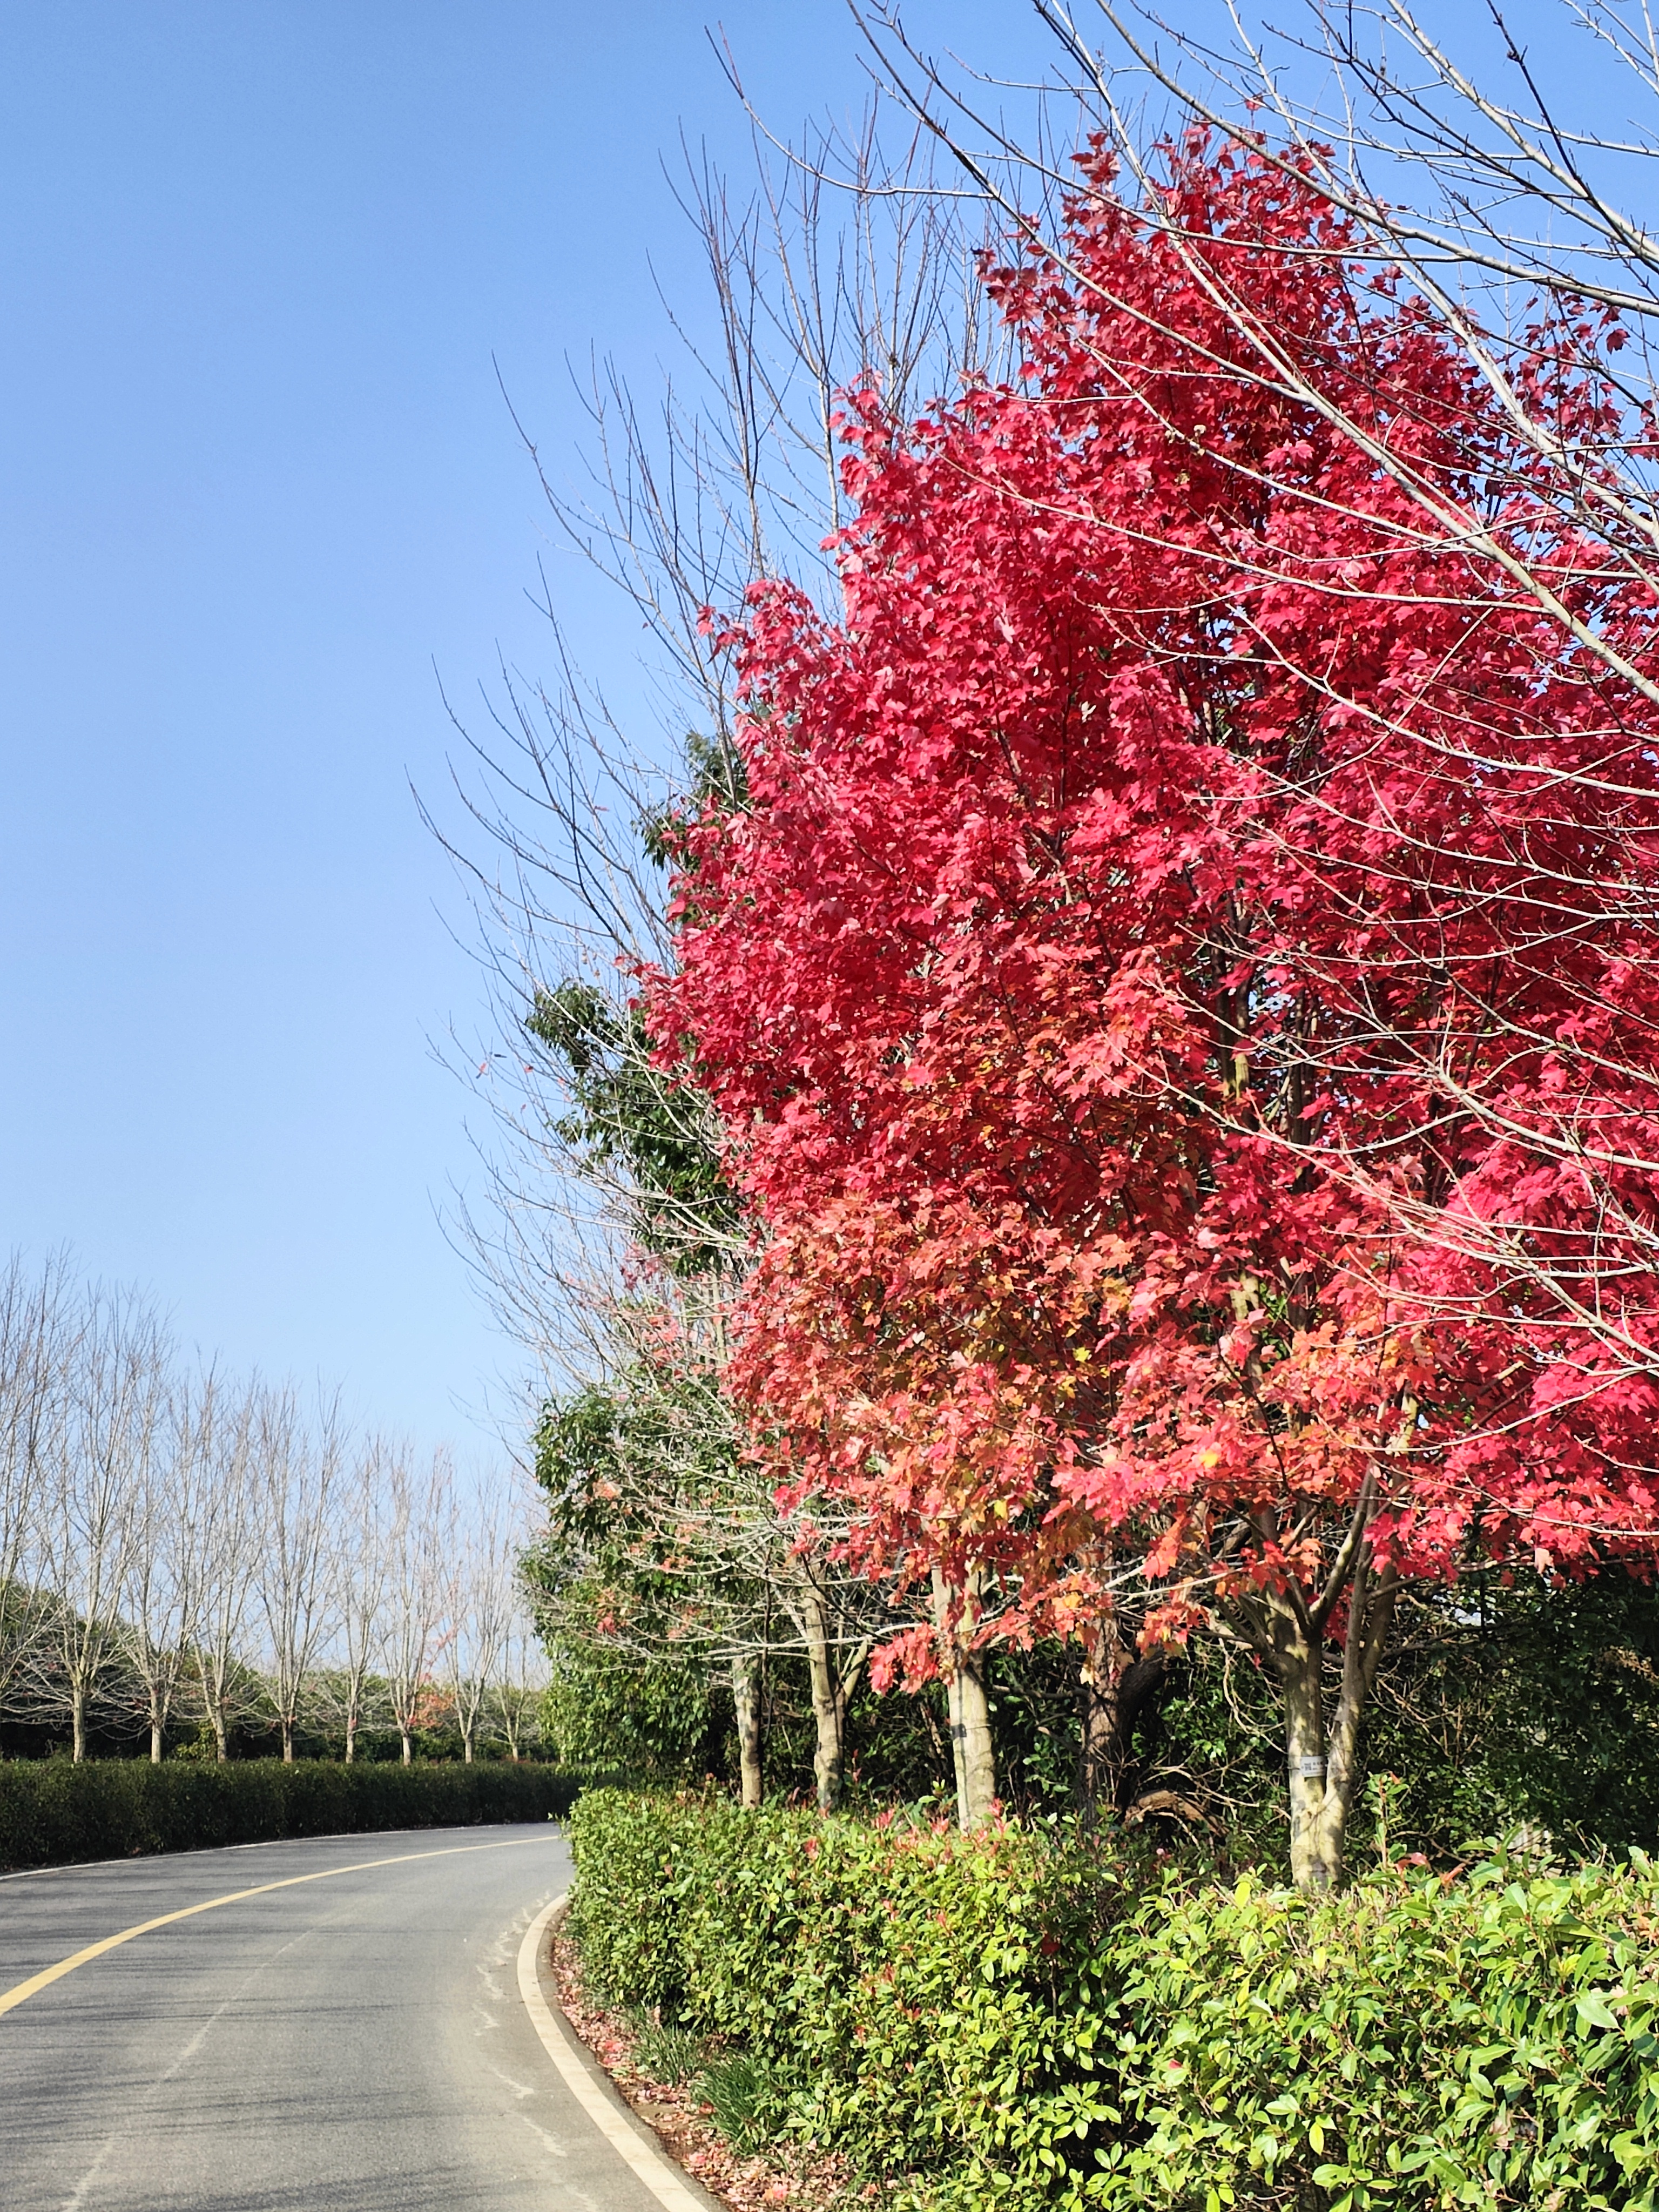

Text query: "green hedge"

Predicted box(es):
[0, 1758, 581, 1872]
[569, 1789, 1659, 2212]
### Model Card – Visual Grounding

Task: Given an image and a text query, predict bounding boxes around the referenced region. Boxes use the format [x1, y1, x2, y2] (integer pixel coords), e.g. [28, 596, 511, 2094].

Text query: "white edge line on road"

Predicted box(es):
[517, 1896, 713, 2212]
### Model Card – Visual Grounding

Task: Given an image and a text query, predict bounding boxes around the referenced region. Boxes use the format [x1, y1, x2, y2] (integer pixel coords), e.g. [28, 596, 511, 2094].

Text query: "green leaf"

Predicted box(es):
[1576, 1989, 1622, 2035]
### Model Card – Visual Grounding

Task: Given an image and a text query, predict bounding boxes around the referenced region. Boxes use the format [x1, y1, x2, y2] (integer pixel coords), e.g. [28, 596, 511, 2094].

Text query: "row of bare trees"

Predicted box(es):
[0, 1254, 547, 1763]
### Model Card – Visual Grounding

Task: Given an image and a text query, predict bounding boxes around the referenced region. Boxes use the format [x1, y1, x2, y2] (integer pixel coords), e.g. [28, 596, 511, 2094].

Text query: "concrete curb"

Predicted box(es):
[517, 1896, 725, 2212]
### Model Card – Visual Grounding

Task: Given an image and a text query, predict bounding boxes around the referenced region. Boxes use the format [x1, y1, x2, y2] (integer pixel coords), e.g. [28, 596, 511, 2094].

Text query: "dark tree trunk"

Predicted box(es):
[1077, 1619, 1166, 1830]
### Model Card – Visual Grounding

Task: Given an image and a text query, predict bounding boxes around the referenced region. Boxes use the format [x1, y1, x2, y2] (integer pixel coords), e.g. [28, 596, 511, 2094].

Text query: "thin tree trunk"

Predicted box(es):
[345, 1718, 356, 1764]
[731, 1652, 763, 1809]
[198, 1652, 230, 1762]
[933, 1567, 996, 1827]
[1274, 1617, 1336, 1892]
[955, 1645, 996, 1828]
[400, 1730, 413, 1765]
[71, 1679, 87, 1763]
[1269, 1555, 1397, 1892]
[281, 1715, 295, 1764]
[462, 1726, 474, 1764]
[801, 1589, 847, 1813]
[150, 1714, 164, 1764]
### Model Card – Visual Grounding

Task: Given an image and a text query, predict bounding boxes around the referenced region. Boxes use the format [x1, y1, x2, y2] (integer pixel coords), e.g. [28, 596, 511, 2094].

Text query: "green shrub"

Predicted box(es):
[568, 1789, 1659, 2211]
[0, 1758, 581, 1871]
[570, 1789, 1129, 2202]
[543, 1631, 724, 1779]
[1104, 1860, 1659, 2211]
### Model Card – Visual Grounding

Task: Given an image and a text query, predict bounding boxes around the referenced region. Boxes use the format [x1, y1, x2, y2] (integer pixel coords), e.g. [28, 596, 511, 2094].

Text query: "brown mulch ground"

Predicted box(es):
[547, 1916, 877, 2212]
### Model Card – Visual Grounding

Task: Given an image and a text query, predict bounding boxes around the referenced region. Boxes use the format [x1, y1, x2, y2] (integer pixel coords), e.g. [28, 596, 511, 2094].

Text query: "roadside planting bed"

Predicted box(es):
[570, 1789, 1659, 2211]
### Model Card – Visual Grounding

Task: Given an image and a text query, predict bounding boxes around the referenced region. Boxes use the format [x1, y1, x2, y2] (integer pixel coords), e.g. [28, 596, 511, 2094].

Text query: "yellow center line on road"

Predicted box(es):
[0, 1833, 556, 2019]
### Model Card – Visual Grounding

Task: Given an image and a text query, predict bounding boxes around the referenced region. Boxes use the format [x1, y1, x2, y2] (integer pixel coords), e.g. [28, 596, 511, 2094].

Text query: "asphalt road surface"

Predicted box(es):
[0, 1822, 691, 2212]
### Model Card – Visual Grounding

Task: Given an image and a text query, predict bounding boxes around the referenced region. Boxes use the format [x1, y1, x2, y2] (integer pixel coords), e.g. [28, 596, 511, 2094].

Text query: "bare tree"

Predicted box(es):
[0, 1253, 73, 1721]
[23, 1284, 166, 1760]
[189, 1376, 267, 1760]
[0, 1253, 511, 1775]
[118, 1361, 215, 1761]
[432, 113, 1014, 1817]
[321, 1433, 395, 1763]
[490, 1609, 550, 1761]
[436, 105, 1006, 1319]
[447, 1483, 521, 1762]
[380, 1446, 455, 1765]
[253, 1386, 342, 1762]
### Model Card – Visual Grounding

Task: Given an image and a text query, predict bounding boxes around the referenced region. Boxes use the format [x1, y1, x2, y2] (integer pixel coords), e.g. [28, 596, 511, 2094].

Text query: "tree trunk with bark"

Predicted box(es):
[954, 1645, 996, 1829]
[190, 1635, 239, 1762]
[1266, 1551, 1398, 1892]
[1077, 1614, 1165, 1830]
[933, 1567, 996, 1827]
[802, 1590, 847, 1813]
[797, 1576, 867, 1814]
[731, 1653, 763, 1808]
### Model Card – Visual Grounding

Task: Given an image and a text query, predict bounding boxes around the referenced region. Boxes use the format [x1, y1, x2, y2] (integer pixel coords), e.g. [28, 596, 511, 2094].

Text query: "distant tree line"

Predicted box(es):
[0, 1253, 548, 1764]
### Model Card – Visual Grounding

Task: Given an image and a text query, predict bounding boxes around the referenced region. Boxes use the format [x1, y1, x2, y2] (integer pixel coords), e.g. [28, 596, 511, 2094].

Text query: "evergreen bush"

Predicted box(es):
[0, 1758, 579, 1871]
[569, 1788, 1659, 2211]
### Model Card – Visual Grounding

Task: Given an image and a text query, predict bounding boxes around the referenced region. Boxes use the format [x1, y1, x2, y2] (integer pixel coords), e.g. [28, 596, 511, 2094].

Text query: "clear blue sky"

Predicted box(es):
[0, 1, 1055, 1459]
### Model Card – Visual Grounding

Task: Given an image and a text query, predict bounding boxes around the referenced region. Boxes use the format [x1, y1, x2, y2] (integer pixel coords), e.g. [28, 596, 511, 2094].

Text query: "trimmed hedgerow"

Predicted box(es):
[568, 1788, 1659, 2212]
[0, 1758, 580, 1871]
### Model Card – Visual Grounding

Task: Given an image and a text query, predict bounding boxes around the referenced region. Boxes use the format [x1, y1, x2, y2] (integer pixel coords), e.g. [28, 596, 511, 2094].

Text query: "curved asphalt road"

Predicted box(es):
[0, 1823, 695, 2212]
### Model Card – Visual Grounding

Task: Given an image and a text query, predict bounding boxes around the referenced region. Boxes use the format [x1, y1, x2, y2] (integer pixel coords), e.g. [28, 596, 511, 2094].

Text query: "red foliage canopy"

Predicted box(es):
[650, 138, 1659, 1676]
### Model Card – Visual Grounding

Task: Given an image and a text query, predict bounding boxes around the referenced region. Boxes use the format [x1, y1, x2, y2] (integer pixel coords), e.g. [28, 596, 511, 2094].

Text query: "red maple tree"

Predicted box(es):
[650, 136, 1659, 1885]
